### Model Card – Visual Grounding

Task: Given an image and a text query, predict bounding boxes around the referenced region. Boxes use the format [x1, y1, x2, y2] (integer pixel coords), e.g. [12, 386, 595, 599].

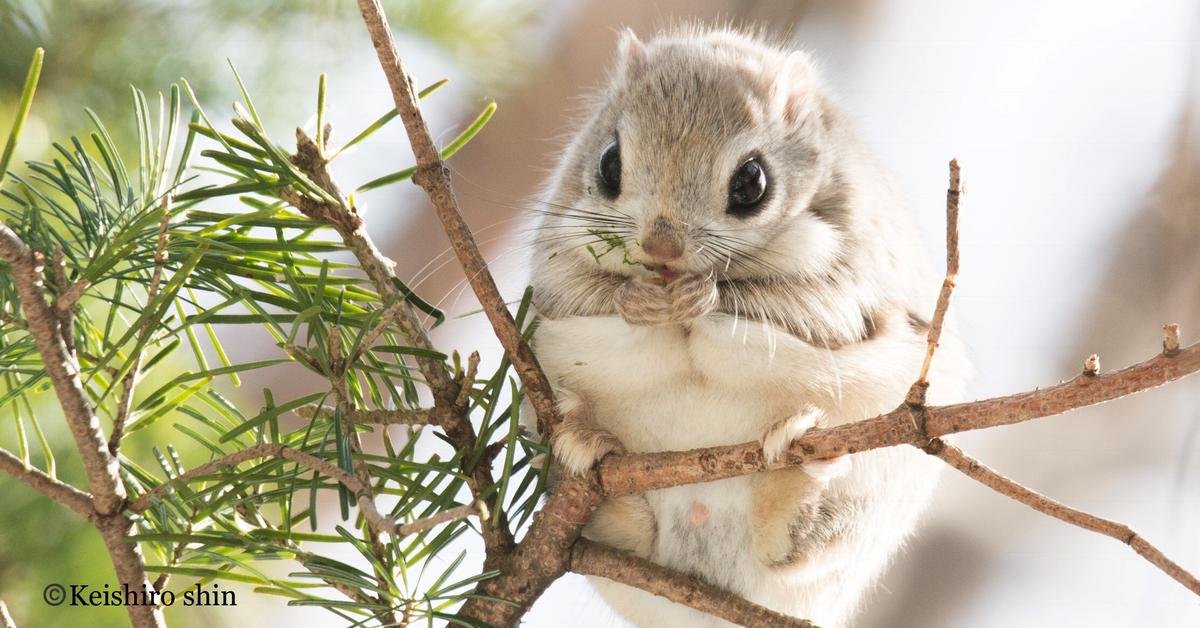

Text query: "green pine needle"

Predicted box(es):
[0, 48, 44, 185]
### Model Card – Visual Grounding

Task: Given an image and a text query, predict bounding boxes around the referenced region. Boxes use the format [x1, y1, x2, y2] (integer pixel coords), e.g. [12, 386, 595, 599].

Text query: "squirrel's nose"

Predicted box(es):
[641, 216, 685, 262]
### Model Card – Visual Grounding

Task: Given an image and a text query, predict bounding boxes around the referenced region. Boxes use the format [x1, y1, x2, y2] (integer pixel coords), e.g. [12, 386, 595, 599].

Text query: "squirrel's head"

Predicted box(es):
[536, 27, 845, 283]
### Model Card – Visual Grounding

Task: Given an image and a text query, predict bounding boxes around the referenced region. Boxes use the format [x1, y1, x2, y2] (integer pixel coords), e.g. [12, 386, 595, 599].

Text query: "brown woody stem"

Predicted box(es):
[354, 0, 561, 437]
[0, 446, 93, 518]
[0, 224, 164, 628]
[926, 438, 1200, 596]
[598, 339, 1200, 496]
[571, 540, 819, 628]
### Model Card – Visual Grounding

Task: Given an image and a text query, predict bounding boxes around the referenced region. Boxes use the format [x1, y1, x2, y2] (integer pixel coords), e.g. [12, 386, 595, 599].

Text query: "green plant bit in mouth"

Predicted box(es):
[584, 229, 655, 272]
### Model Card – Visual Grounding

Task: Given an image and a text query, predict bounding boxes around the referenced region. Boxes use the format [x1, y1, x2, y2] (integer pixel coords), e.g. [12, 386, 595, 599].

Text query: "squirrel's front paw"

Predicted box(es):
[616, 278, 673, 326]
[760, 406, 850, 482]
[668, 273, 718, 322]
[550, 389, 625, 475]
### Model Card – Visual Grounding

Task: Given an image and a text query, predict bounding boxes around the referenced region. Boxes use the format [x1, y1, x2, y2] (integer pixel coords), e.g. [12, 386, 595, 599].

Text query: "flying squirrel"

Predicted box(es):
[523, 25, 971, 627]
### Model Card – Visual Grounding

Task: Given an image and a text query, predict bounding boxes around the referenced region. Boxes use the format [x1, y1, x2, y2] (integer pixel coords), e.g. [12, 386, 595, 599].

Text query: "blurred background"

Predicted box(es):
[1, 0, 1197, 626]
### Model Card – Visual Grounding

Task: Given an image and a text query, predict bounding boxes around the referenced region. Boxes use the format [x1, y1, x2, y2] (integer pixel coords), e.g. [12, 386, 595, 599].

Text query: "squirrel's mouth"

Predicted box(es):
[655, 266, 682, 283]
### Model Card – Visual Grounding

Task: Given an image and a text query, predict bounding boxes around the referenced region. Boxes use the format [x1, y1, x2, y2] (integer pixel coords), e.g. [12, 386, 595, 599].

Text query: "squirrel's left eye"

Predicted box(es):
[597, 139, 621, 198]
[727, 157, 768, 216]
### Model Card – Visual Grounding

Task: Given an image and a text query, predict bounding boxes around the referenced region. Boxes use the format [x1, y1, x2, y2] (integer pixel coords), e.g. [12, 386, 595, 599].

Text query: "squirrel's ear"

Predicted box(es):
[615, 27, 647, 83]
[769, 51, 821, 128]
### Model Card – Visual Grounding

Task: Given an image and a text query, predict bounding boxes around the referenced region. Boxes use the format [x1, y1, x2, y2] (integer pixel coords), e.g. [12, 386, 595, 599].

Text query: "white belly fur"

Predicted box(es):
[534, 312, 969, 626]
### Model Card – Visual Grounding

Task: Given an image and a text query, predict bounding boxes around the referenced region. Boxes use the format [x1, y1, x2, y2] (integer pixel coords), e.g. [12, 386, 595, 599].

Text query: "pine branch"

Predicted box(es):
[570, 540, 818, 628]
[0, 446, 94, 518]
[354, 0, 561, 438]
[394, 502, 489, 537]
[282, 133, 453, 397]
[347, 299, 409, 365]
[0, 223, 165, 628]
[328, 325, 400, 627]
[347, 407, 443, 425]
[110, 200, 173, 456]
[294, 553, 381, 608]
[126, 443, 484, 537]
[0, 227, 120, 512]
[285, 119, 515, 557]
[459, 474, 604, 625]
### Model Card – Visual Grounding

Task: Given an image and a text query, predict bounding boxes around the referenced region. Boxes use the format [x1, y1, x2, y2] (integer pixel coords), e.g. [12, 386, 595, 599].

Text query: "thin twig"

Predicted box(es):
[354, 0, 561, 437]
[78, 350, 119, 376]
[570, 540, 819, 628]
[356, 0, 539, 573]
[1164, 323, 1181, 355]
[329, 324, 401, 627]
[925, 438, 1200, 595]
[55, 279, 90, 313]
[393, 501, 488, 537]
[908, 158, 960, 405]
[0, 446, 94, 518]
[347, 298, 408, 365]
[0, 313, 26, 331]
[295, 403, 443, 426]
[596, 338, 1200, 496]
[109, 201, 172, 456]
[455, 351, 481, 410]
[348, 407, 441, 425]
[283, 343, 323, 372]
[907, 160, 1200, 598]
[49, 247, 80, 353]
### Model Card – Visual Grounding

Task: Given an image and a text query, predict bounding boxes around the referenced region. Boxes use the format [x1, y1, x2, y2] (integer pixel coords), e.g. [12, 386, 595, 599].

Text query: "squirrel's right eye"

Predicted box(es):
[597, 139, 621, 197]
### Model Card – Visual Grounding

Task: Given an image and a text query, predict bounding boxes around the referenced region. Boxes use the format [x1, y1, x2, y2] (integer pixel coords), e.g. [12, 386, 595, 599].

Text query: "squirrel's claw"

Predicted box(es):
[550, 388, 626, 475]
[760, 406, 850, 481]
[668, 273, 719, 322]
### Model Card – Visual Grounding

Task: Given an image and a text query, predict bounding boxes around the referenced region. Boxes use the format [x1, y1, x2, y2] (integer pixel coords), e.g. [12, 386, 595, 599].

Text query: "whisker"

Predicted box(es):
[409, 228, 525, 291]
[435, 235, 616, 314]
[822, 341, 844, 401]
[528, 207, 638, 224]
[702, 238, 788, 278]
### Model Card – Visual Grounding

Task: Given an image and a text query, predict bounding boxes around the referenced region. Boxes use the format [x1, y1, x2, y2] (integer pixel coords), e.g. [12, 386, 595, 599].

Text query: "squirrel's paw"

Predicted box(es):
[760, 406, 850, 481]
[616, 278, 673, 326]
[668, 273, 719, 322]
[550, 389, 625, 475]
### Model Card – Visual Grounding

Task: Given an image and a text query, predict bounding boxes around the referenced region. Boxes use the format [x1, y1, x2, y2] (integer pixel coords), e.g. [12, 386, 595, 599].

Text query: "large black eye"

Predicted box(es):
[727, 157, 768, 216]
[597, 139, 621, 197]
